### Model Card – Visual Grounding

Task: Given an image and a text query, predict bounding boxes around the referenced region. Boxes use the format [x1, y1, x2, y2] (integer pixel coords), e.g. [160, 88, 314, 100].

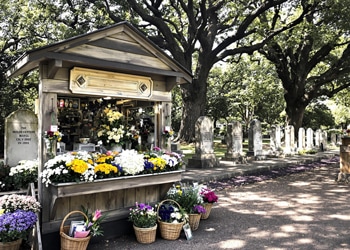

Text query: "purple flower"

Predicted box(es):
[0, 210, 37, 242]
[193, 205, 206, 214]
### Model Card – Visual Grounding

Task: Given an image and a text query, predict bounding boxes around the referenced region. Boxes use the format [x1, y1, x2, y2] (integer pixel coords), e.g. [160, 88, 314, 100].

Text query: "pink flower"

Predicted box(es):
[92, 209, 102, 222]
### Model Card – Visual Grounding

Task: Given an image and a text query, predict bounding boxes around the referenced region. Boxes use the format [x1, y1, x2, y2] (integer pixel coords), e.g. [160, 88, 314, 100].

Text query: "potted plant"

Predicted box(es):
[9, 159, 38, 190]
[200, 187, 218, 219]
[128, 202, 157, 244]
[157, 199, 188, 240]
[0, 194, 40, 250]
[166, 185, 205, 231]
[0, 210, 38, 250]
[60, 207, 106, 250]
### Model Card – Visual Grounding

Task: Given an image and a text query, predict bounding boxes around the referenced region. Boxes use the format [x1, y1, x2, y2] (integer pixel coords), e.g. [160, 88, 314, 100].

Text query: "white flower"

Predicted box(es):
[113, 150, 144, 175]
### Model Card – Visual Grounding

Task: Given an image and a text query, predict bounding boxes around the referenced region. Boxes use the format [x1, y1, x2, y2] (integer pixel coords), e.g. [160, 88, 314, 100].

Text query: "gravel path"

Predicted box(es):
[88, 156, 350, 250]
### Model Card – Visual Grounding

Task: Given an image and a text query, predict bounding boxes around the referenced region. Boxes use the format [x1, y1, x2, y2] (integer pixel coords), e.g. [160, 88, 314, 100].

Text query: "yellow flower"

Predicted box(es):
[149, 157, 167, 170]
[94, 163, 118, 174]
[66, 159, 89, 174]
[0, 209, 4, 215]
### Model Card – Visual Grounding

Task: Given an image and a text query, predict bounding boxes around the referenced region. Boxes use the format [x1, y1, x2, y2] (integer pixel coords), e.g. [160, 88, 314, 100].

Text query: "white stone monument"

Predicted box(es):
[306, 128, 314, 149]
[224, 121, 243, 159]
[4, 110, 38, 167]
[298, 127, 306, 150]
[188, 116, 218, 168]
[248, 119, 262, 157]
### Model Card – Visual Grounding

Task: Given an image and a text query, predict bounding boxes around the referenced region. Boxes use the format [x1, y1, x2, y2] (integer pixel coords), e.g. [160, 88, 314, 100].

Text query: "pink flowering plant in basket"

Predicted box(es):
[80, 206, 107, 237]
[200, 188, 218, 203]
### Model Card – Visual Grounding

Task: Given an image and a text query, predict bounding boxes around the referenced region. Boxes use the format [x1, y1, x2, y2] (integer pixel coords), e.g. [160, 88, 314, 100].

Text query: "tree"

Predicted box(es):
[79, 0, 314, 142]
[258, 0, 350, 134]
[302, 102, 335, 130]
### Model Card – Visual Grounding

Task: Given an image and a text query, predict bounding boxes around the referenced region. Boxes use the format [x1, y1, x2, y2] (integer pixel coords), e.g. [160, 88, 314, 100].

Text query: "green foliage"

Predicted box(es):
[166, 185, 202, 214]
[302, 103, 335, 130]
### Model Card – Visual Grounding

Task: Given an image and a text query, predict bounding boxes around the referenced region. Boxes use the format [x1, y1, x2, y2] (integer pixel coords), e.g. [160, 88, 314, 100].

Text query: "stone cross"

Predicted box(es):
[4, 109, 38, 167]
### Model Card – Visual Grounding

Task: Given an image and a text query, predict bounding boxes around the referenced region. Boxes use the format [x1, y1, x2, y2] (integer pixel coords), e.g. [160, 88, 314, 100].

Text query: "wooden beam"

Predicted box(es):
[47, 60, 62, 79]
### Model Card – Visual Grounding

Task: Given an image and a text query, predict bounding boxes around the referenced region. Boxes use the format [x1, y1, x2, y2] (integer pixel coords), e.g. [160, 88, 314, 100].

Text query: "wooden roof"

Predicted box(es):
[7, 21, 192, 85]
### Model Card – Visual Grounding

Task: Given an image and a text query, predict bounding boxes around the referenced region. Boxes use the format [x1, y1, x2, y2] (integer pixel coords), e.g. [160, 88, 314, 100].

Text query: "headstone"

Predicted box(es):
[315, 129, 321, 147]
[331, 133, 336, 146]
[4, 110, 38, 167]
[224, 121, 243, 160]
[298, 127, 306, 150]
[290, 125, 295, 153]
[188, 116, 218, 168]
[284, 126, 291, 154]
[306, 128, 314, 149]
[270, 125, 281, 151]
[247, 119, 262, 157]
[320, 131, 327, 151]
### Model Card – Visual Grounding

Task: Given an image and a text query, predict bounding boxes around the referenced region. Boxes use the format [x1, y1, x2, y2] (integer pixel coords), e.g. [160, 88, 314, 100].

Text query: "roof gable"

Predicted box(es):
[7, 22, 192, 85]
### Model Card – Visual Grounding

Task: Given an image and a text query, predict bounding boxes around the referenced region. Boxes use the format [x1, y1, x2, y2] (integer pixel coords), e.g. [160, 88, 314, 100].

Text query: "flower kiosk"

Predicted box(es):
[7, 21, 191, 248]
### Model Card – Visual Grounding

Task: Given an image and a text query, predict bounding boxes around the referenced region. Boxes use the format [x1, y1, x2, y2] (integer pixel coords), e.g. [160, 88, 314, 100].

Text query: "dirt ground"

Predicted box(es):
[88, 160, 350, 250]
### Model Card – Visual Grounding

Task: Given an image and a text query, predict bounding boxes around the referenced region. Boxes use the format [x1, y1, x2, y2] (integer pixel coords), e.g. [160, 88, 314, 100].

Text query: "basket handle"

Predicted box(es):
[156, 199, 182, 216]
[60, 210, 89, 233]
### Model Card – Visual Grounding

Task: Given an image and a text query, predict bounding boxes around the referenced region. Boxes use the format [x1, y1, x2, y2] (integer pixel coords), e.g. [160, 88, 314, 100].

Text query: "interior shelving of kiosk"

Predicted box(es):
[56, 96, 156, 152]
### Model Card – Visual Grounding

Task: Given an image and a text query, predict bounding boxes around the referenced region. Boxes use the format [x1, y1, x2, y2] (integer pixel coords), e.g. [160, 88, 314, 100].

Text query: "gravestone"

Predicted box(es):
[5, 109, 38, 167]
[298, 127, 306, 150]
[320, 131, 327, 151]
[330, 133, 336, 146]
[315, 129, 321, 147]
[224, 121, 243, 160]
[247, 119, 262, 157]
[284, 125, 296, 154]
[270, 125, 281, 151]
[306, 128, 314, 149]
[188, 116, 218, 168]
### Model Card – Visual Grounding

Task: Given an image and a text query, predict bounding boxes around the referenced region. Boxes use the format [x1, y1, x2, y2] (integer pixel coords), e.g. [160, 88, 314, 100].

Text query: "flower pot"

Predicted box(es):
[188, 213, 201, 231]
[133, 224, 157, 244]
[201, 203, 214, 220]
[0, 239, 22, 250]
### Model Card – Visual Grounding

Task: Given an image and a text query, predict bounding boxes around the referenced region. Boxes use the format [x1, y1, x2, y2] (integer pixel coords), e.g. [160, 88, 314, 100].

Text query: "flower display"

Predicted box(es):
[162, 129, 174, 139]
[128, 202, 157, 228]
[80, 206, 107, 237]
[40, 152, 95, 187]
[40, 149, 182, 186]
[97, 108, 127, 147]
[145, 147, 184, 172]
[0, 194, 41, 213]
[44, 130, 62, 141]
[200, 188, 218, 203]
[9, 159, 38, 189]
[0, 210, 38, 243]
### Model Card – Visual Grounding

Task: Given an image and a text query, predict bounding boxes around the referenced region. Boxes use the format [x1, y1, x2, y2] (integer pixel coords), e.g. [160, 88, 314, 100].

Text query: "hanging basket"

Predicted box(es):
[201, 203, 214, 220]
[157, 199, 184, 240]
[60, 211, 91, 250]
[188, 213, 201, 231]
[133, 224, 157, 244]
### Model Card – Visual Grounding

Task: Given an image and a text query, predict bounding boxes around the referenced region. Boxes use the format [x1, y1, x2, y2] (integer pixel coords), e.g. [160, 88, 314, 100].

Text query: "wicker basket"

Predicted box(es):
[60, 211, 91, 250]
[201, 203, 214, 220]
[157, 199, 184, 240]
[133, 224, 157, 244]
[188, 213, 201, 231]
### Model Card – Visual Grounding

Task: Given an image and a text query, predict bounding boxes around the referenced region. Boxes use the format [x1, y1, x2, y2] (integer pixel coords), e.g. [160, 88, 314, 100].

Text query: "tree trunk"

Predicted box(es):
[177, 77, 208, 142]
[285, 97, 307, 136]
